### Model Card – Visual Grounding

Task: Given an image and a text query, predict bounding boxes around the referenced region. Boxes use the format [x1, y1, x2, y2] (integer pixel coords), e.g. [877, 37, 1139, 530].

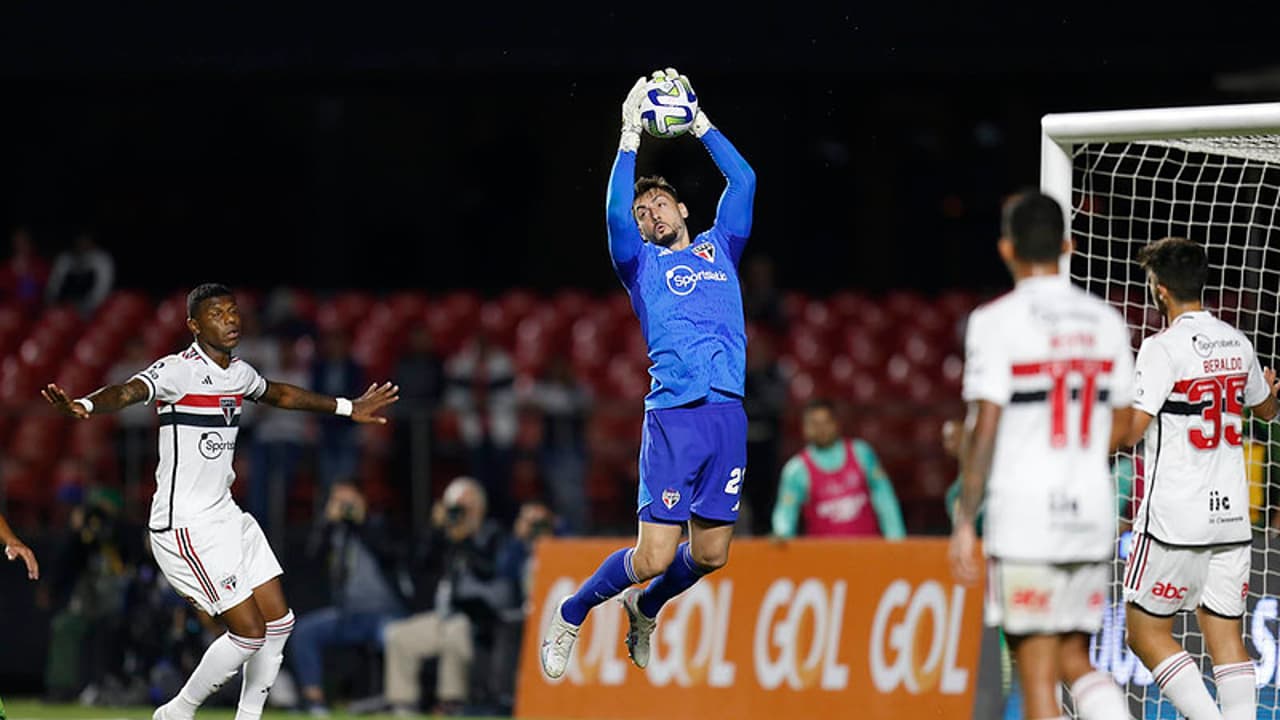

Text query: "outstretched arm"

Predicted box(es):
[652, 68, 756, 264]
[606, 76, 647, 282]
[260, 380, 399, 424]
[700, 127, 756, 263]
[606, 148, 643, 280]
[43, 379, 150, 419]
[0, 513, 38, 580]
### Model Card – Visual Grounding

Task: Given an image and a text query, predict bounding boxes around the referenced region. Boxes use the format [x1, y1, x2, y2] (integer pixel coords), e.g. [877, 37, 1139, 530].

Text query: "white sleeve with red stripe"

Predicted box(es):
[1132, 338, 1175, 417]
[961, 307, 1010, 405]
[1242, 337, 1271, 408]
[131, 355, 186, 405]
[239, 360, 268, 401]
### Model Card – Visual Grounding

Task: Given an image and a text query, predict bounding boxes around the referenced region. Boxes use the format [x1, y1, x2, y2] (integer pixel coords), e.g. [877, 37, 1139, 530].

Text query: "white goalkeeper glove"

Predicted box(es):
[651, 67, 714, 139]
[620, 76, 646, 153]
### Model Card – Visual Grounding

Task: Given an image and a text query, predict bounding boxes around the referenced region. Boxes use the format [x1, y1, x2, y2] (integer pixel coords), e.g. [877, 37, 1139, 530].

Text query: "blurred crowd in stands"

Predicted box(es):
[0, 224, 998, 714]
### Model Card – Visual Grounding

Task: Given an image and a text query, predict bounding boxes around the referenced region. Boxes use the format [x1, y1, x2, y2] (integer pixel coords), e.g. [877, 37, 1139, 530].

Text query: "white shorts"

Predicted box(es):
[985, 559, 1109, 635]
[1122, 534, 1250, 618]
[149, 511, 283, 616]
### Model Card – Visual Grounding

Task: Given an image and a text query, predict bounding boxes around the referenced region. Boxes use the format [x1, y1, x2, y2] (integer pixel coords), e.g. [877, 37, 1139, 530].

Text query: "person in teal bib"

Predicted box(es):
[772, 399, 905, 539]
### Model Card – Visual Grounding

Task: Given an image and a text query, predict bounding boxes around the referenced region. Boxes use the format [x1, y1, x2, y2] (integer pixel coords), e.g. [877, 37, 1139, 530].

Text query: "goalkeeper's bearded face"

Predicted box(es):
[634, 188, 688, 247]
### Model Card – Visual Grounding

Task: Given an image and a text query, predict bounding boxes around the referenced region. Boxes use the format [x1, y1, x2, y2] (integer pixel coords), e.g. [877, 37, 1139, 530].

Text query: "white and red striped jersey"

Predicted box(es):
[132, 342, 268, 531]
[963, 276, 1135, 562]
[1132, 311, 1270, 546]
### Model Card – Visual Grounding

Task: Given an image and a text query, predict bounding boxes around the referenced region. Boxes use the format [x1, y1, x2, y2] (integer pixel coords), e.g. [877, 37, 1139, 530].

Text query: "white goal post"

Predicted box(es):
[1040, 102, 1280, 718]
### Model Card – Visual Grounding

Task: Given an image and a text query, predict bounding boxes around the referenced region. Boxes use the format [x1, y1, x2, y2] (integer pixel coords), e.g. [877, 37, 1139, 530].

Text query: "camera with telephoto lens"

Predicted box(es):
[528, 517, 552, 539]
[445, 504, 465, 525]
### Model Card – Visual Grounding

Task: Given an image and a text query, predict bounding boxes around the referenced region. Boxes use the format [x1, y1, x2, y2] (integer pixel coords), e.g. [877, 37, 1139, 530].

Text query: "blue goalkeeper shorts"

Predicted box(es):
[637, 400, 747, 525]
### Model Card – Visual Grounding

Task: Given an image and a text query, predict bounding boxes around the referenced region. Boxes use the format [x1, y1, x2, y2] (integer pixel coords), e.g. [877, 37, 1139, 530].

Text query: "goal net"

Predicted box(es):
[1042, 103, 1280, 719]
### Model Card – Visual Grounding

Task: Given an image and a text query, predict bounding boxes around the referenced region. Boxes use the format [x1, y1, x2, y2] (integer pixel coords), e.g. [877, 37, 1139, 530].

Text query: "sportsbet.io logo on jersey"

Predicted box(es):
[199, 431, 235, 460]
[1192, 333, 1241, 358]
[665, 265, 728, 296]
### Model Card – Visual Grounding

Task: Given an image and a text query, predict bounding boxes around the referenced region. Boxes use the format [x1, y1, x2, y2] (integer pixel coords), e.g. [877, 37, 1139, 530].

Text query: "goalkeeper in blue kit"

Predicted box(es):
[541, 68, 756, 678]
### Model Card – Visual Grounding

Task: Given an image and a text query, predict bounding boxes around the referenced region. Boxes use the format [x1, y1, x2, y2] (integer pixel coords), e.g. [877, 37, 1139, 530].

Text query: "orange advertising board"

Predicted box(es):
[515, 537, 984, 720]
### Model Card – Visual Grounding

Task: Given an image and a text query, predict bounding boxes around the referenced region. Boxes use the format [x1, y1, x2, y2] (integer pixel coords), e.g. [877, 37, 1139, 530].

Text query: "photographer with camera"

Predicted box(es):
[487, 499, 555, 712]
[43, 487, 143, 703]
[381, 476, 518, 717]
[289, 481, 407, 715]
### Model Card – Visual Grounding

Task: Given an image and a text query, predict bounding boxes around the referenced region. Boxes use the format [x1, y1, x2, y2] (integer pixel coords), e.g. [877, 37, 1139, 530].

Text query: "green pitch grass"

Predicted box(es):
[1, 700, 513, 720]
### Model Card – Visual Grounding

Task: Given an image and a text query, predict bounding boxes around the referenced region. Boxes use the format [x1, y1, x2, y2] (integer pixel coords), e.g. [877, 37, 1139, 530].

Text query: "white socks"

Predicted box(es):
[1153, 651, 1221, 720]
[1213, 661, 1255, 720]
[236, 611, 295, 720]
[1069, 670, 1129, 720]
[167, 632, 265, 719]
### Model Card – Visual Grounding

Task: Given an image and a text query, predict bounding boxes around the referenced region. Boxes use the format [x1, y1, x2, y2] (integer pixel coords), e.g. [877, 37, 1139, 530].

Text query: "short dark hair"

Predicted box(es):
[804, 398, 837, 416]
[634, 176, 680, 205]
[1002, 191, 1065, 263]
[187, 283, 234, 318]
[1137, 237, 1207, 303]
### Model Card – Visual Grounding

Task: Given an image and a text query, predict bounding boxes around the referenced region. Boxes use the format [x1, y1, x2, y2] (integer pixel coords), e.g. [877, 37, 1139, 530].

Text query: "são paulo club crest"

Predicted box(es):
[220, 397, 237, 425]
[220, 574, 237, 593]
[691, 241, 715, 263]
[662, 488, 681, 510]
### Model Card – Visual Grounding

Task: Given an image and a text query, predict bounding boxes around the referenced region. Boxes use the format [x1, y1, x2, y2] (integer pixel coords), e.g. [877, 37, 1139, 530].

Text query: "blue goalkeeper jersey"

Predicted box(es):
[606, 129, 756, 411]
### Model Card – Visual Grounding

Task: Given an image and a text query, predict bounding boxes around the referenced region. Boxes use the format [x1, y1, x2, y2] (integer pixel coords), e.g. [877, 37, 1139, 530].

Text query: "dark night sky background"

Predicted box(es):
[1, 5, 1276, 298]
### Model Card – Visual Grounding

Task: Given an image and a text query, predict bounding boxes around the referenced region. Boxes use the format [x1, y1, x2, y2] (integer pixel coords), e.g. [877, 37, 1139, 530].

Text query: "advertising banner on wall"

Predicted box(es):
[515, 538, 985, 720]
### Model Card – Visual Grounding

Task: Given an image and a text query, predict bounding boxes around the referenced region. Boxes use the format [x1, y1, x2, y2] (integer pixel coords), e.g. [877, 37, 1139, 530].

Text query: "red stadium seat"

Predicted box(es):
[883, 291, 929, 323]
[788, 370, 837, 406]
[940, 353, 963, 392]
[606, 357, 649, 401]
[54, 362, 100, 397]
[386, 291, 428, 323]
[440, 290, 482, 328]
[911, 457, 956, 500]
[848, 374, 886, 406]
[351, 337, 395, 382]
[479, 301, 518, 349]
[421, 305, 466, 356]
[37, 306, 83, 335]
[800, 299, 838, 339]
[896, 327, 945, 370]
[0, 357, 33, 409]
[781, 291, 808, 323]
[0, 307, 26, 358]
[620, 327, 647, 363]
[785, 326, 831, 372]
[142, 323, 185, 359]
[154, 293, 189, 331]
[8, 416, 64, 470]
[936, 290, 982, 323]
[605, 292, 634, 322]
[1, 460, 47, 525]
[827, 290, 871, 321]
[911, 414, 947, 453]
[73, 328, 125, 372]
[553, 289, 592, 319]
[514, 342, 550, 378]
[500, 289, 539, 320]
[843, 325, 888, 371]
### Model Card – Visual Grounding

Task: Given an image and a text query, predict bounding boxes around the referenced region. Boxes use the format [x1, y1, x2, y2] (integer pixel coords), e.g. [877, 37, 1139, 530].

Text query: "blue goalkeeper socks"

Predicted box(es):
[637, 543, 707, 619]
[561, 547, 639, 626]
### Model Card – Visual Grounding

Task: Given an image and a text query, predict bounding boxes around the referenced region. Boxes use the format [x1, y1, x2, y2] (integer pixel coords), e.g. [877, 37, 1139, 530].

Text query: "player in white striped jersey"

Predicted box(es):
[1119, 238, 1278, 720]
[951, 191, 1132, 720]
[42, 283, 398, 720]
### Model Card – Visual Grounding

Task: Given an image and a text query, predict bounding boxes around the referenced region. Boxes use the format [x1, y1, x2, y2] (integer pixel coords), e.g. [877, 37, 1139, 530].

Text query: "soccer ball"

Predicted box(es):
[640, 76, 698, 139]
